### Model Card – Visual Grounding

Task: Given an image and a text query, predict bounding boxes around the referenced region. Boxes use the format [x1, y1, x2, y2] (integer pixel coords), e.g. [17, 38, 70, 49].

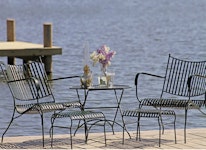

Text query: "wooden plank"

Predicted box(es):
[0, 41, 62, 56]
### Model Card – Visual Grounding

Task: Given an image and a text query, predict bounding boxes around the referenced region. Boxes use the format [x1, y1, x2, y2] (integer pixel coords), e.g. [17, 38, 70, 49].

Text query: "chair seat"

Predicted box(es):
[123, 108, 175, 118]
[16, 101, 81, 114]
[141, 98, 204, 108]
[52, 110, 105, 120]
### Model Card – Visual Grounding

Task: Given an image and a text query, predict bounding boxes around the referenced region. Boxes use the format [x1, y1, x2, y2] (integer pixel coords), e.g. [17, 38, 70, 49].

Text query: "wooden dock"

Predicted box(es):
[1, 128, 206, 149]
[0, 19, 62, 74]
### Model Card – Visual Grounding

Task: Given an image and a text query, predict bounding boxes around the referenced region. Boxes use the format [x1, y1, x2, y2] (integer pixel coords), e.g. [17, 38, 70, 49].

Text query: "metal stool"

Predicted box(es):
[50, 110, 107, 149]
[122, 108, 176, 147]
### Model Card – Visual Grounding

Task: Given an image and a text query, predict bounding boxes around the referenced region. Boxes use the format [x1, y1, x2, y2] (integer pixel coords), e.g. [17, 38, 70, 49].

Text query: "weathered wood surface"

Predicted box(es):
[0, 41, 62, 56]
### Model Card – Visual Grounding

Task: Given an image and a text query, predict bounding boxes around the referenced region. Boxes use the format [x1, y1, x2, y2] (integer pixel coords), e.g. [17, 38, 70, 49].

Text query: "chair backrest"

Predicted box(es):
[162, 54, 206, 97]
[0, 58, 54, 103]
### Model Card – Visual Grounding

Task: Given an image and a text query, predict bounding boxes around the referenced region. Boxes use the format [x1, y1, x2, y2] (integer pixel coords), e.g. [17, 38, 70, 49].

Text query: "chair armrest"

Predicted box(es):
[48, 75, 80, 82]
[135, 72, 164, 103]
[135, 72, 164, 85]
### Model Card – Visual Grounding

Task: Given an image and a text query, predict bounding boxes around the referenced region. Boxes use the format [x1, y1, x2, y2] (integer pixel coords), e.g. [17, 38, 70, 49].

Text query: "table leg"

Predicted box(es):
[112, 89, 131, 138]
[74, 88, 131, 138]
[73, 89, 88, 139]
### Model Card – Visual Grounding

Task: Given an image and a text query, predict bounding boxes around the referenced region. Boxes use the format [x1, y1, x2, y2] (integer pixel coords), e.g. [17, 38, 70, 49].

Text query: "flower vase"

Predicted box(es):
[101, 65, 107, 76]
[99, 65, 115, 87]
[98, 65, 107, 86]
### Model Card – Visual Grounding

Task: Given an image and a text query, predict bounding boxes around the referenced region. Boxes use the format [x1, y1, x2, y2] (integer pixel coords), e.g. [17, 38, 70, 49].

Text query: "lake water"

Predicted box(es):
[0, 0, 205, 136]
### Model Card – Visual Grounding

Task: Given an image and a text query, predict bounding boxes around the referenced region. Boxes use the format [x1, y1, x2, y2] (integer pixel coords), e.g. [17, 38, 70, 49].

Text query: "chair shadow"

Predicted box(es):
[106, 137, 175, 149]
[0, 136, 88, 149]
[0, 136, 174, 149]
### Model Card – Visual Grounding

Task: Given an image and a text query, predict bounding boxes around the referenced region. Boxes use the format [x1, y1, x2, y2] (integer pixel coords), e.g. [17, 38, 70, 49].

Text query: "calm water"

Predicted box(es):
[0, 0, 205, 136]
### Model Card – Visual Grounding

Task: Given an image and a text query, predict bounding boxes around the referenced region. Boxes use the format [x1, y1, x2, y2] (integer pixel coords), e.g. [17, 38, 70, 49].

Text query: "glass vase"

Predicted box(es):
[98, 65, 107, 86]
[101, 64, 107, 76]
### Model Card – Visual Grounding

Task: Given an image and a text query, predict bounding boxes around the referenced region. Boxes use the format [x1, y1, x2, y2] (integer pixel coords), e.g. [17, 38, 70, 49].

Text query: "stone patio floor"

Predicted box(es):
[0, 128, 206, 149]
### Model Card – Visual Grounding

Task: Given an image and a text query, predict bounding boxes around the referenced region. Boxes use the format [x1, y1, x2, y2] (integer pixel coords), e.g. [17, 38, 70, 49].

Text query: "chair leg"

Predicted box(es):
[84, 120, 89, 144]
[158, 117, 161, 147]
[136, 115, 141, 141]
[73, 120, 81, 136]
[1, 115, 14, 143]
[159, 115, 164, 134]
[103, 119, 107, 146]
[122, 116, 125, 144]
[184, 108, 188, 143]
[174, 117, 177, 144]
[40, 113, 45, 147]
[50, 128, 54, 148]
[50, 117, 55, 148]
[70, 120, 73, 149]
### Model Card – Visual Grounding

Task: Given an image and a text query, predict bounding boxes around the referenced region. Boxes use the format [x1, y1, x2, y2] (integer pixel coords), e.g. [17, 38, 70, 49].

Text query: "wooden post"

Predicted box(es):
[7, 19, 16, 65]
[43, 23, 52, 74]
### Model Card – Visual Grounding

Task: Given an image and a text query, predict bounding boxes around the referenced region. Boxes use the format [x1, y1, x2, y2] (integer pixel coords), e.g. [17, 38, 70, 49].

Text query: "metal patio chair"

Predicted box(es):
[0, 57, 81, 147]
[127, 54, 206, 144]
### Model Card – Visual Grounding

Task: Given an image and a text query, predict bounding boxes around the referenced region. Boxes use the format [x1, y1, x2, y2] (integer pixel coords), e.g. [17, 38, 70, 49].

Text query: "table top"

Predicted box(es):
[0, 41, 62, 56]
[70, 85, 131, 90]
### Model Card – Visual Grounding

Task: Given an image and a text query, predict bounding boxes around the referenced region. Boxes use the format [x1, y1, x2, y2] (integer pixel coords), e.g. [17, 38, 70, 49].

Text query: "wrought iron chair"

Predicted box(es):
[124, 54, 206, 144]
[0, 58, 81, 147]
